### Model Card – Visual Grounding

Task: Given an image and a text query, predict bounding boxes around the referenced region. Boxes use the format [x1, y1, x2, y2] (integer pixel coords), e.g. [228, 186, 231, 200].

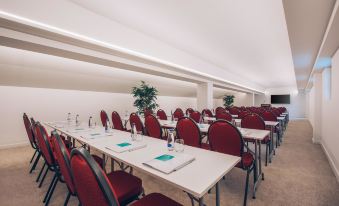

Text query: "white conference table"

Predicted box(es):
[157, 119, 269, 198]
[45, 121, 240, 206]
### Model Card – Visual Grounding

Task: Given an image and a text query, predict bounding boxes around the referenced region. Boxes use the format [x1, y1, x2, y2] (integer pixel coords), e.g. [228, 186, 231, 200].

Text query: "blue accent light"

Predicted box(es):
[315, 57, 332, 69]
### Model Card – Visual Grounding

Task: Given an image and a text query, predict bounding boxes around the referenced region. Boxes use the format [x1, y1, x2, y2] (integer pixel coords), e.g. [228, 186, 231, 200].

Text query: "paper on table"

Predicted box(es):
[79, 132, 112, 140]
[143, 153, 195, 174]
[105, 141, 147, 153]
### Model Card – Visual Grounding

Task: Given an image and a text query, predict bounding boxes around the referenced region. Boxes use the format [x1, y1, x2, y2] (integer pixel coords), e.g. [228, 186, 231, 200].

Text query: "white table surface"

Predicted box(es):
[45, 121, 240, 198]
[234, 119, 279, 127]
[158, 120, 269, 140]
[277, 116, 285, 120]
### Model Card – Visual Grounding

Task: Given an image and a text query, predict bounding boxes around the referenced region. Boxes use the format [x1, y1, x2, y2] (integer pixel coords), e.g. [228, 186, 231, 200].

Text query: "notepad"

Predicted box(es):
[143, 153, 195, 174]
[105, 141, 147, 153]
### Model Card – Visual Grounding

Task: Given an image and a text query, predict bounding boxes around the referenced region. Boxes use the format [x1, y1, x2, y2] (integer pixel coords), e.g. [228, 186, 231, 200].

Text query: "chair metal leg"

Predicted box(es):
[36, 162, 46, 182]
[244, 169, 250, 206]
[30, 150, 38, 163]
[43, 173, 57, 203]
[30, 152, 41, 173]
[45, 177, 58, 206]
[64, 191, 71, 206]
[39, 167, 49, 187]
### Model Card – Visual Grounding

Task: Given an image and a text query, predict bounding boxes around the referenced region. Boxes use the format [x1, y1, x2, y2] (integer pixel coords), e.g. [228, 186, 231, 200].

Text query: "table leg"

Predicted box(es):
[102, 154, 106, 172]
[216, 181, 220, 206]
[199, 197, 204, 206]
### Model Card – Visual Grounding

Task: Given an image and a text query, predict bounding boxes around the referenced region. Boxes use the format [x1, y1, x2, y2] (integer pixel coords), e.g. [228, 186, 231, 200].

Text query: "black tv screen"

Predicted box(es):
[271, 95, 290, 104]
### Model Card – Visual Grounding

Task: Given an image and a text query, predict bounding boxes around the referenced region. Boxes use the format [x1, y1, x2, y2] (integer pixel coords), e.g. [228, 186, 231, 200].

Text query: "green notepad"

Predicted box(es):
[155, 154, 174, 161]
[117, 142, 131, 147]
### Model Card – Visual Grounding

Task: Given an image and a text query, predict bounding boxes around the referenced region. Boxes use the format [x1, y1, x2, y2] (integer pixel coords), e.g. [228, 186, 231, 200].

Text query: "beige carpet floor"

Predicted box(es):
[1, 120, 339, 206]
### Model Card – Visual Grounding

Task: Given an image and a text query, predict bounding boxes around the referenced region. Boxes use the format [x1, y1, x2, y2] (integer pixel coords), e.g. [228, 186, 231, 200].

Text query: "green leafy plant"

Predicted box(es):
[132, 81, 159, 115]
[223, 95, 235, 107]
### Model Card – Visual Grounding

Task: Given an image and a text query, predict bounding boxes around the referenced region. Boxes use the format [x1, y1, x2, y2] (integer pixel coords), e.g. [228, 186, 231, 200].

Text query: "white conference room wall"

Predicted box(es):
[318, 49, 339, 181]
[0, 86, 200, 148]
[263, 87, 306, 119]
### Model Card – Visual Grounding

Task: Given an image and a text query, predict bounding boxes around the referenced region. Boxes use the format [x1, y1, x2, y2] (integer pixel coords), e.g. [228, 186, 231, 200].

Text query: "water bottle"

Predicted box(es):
[105, 120, 110, 132]
[67, 113, 71, 124]
[167, 130, 174, 151]
[131, 123, 137, 141]
[75, 114, 79, 126]
[88, 116, 92, 128]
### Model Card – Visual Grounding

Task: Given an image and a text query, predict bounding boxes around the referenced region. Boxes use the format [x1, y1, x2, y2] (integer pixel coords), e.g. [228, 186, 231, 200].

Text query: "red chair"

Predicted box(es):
[23, 113, 41, 173]
[144, 109, 153, 117]
[241, 114, 271, 166]
[173, 108, 184, 120]
[185, 108, 194, 116]
[261, 111, 281, 146]
[202, 109, 213, 117]
[215, 107, 226, 115]
[156, 109, 167, 120]
[144, 115, 163, 139]
[130, 113, 145, 134]
[112, 111, 126, 131]
[190, 111, 201, 123]
[229, 107, 241, 115]
[176, 117, 209, 150]
[100, 110, 110, 127]
[33, 122, 59, 206]
[70, 147, 182, 206]
[215, 112, 233, 122]
[208, 120, 255, 206]
[238, 111, 250, 119]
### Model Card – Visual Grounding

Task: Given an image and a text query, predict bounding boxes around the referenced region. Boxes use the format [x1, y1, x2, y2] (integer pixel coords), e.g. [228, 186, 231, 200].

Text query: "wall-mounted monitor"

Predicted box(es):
[271, 95, 290, 104]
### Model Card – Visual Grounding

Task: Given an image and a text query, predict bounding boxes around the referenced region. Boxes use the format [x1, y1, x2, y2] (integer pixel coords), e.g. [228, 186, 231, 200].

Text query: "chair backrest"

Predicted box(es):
[229, 107, 240, 115]
[215, 112, 233, 122]
[190, 111, 201, 123]
[129, 113, 144, 134]
[261, 111, 278, 121]
[202, 109, 213, 117]
[156, 109, 167, 120]
[173, 108, 184, 119]
[100, 110, 109, 127]
[215, 107, 226, 114]
[144, 109, 153, 117]
[23, 113, 37, 149]
[241, 113, 265, 130]
[70, 148, 119, 206]
[208, 120, 244, 158]
[51, 131, 75, 194]
[144, 115, 162, 139]
[111, 111, 124, 131]
[185, 108, 194, 116]
[176, 117, 201, 148]
[238, 111, 250, 119]
[34, 122, 55, 166]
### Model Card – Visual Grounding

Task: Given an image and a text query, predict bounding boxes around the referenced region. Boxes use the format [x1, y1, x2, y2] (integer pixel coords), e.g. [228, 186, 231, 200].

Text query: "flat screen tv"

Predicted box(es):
[271, 95, 290, 104]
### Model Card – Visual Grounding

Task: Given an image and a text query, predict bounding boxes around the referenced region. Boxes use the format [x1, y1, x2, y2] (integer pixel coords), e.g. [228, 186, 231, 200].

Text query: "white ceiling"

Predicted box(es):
[70, 0, 296, 89]
[283, 0, 336, 89]
[0, 46, 238, 97]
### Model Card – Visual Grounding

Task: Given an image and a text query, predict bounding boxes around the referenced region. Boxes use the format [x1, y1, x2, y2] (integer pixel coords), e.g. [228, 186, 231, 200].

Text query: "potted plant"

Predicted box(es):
[132, 81, 159, 115]
[223, 95, 235, 107]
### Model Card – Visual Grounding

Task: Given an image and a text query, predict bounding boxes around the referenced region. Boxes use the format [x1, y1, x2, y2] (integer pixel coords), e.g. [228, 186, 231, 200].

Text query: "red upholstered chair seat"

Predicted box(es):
[236, 152, 254, 168]
[107, 171, 143, 205]
[130, 193, 183, 206]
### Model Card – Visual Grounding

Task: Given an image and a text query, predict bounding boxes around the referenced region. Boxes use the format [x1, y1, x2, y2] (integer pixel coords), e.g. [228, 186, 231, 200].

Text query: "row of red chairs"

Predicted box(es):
[23, 113, 182, 206]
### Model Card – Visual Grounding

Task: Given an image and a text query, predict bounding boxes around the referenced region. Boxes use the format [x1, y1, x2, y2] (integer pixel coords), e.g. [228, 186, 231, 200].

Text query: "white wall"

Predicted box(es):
[264, 87, 306, 119]
[306, 48, 339, 182]
[319, 49, 339, 180]
[0, 86, 197, 148]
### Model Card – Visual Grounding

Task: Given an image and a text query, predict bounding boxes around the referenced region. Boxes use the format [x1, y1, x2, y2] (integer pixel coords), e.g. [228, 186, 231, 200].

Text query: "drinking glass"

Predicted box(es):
[136, 131, 143, 142]
[175, 139, 184, 152]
